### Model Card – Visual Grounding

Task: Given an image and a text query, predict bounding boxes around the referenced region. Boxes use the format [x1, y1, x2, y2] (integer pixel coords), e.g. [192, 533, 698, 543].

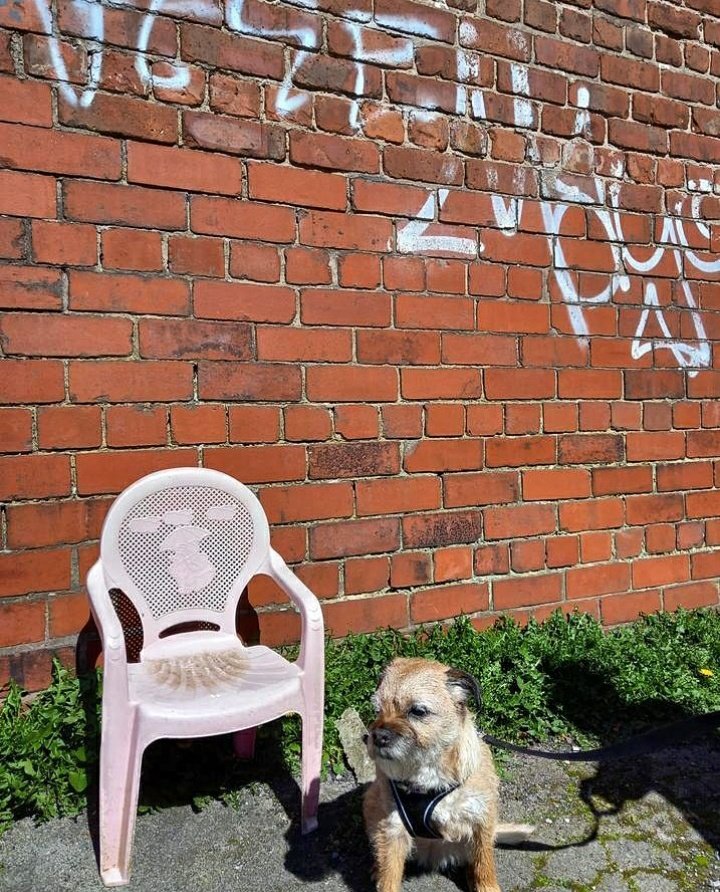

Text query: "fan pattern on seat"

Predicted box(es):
[116, 485, 255, 618]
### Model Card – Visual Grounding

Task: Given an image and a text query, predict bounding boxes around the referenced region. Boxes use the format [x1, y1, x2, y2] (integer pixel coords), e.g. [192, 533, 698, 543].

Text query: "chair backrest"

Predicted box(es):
[100, 467, 270, 649]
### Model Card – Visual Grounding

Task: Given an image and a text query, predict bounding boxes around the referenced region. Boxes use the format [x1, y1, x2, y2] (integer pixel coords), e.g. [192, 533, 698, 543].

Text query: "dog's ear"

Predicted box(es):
[445, 667, 482, 708]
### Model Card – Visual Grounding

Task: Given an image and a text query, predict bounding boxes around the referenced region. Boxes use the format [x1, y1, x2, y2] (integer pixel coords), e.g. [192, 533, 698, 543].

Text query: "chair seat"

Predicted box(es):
[127, 633, 302, 724]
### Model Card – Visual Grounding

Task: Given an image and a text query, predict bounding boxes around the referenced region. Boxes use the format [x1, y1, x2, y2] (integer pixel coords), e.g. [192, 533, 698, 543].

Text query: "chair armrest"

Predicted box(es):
[86, 561, 130, 697]
[86, 561, 125, 652]
[264, 549, 324, 673]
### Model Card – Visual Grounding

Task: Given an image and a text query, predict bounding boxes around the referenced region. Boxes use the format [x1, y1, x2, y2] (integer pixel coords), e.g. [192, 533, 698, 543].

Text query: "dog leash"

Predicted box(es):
[481, 709, 720, 762]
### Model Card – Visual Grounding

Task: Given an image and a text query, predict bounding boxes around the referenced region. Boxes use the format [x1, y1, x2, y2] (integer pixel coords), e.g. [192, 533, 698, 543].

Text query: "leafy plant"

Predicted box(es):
[0, 661, 100, 834]
[3, 608, 720, 833]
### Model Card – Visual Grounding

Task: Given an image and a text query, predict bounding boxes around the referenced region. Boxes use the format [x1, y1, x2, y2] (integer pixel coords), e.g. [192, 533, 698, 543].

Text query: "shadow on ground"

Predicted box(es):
[539, 658, 720, 853]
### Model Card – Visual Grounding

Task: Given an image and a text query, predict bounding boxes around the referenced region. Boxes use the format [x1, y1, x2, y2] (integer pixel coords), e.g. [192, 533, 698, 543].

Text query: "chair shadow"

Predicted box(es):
[538, 658, 720, 853]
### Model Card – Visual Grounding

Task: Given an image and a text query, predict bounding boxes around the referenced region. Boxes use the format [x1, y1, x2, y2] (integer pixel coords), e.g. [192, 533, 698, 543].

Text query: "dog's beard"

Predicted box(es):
[369, 735, 455, 788]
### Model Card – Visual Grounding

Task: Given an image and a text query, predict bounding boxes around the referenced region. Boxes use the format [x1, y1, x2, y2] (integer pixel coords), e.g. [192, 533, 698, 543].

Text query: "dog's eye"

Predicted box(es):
[408, 705, 430, 718]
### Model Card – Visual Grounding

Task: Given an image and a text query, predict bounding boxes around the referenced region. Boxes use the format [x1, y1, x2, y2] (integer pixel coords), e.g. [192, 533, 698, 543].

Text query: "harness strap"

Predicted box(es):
[388, 779, 458, 839]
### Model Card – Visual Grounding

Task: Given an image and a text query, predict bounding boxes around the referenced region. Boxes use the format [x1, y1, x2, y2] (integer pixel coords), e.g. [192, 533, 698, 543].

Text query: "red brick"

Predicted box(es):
[127, 142, 242, 195]
[0, 360, 65, 405]
[7, 498, 109, 549]
[260, 483, 353, 524]
[0, 266, 63, 311]
[411, 583, 489, 623]
[191, 196, 295, 242]
[171, 405, 227, 445]
[391, 552, 432, 589]
[223, 406, 280, 443]
[0, 169, 56, 219]
[199, 362, 301, 402]
[426, 404, 464, 437]
[0, 313, 132, 358]
[397, 295, 474, 331]
[601, 590, 662, 626]
[37, 406, 102, 450]
[32, 220, 97, 266]
[0, 408, 33, 453]
[69, 361, 193, 403]
[402, 368, 481, 400]
[664, 581, 718, 612]
[76, 448, 198, 495]
[522, 468, 591, 501]
[510, 539, 545, 573]
[382, 405, 423, 439]
[344, 556, 390, 596]
[356, 477, 440, 516]
[484, 503, 556, 539]
[229, 242, 281, 283]
[48, 591, 91, 638]
[248, 162, 347, 211]
[0, 218, 24, 260]
[309, 517, 400, 559]
[64, 181, 186, 230]
[567, 563, 631, 599]
[290, 131, 379, 173]
[286, 248, 331, 285]
[444, 471, 518, 508]
[560, 498, 625, 531]
[169, 236, 224, 277]
[102, 229, 164, 272]
[69, 270, 190, 315]
[322, 594, 408, 637]
[633, 554, 690, 589]
[0, 546, 72, 598]
[106, 405, 168, 447]
[0, 122, 121, 179]
[183, 111, 285, 160]
[493, 573, 562, 609]
[403, 510, 482, 549]
[434, 547, 473, 583]
[334, 405, 378, 440]
[486, 436, 556, 468]
[0, 601, 45, 648]
[257, 327, 352, 363]
[283, 406, 332, 443]
[194, 281, 295, 323]
[309, 442, 399, 479]
[139, 318, 253, 361]
[59, 91, 177, 143]
[302, 288, 391, 327]
[0, 453, 71, 500]
[405, 439, 483, 473]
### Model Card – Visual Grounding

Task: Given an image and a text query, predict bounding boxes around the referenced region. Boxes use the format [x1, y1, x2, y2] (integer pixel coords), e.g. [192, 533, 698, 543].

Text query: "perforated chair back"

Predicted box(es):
[99, 468, 270, 649]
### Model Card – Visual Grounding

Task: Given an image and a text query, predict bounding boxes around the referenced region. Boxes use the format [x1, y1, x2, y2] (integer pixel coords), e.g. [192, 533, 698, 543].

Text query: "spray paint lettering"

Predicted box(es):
[27, 0, 716, 374]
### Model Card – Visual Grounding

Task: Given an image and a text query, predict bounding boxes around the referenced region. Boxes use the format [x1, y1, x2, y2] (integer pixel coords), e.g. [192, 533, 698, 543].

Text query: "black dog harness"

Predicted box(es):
[388, 779, 458, 839]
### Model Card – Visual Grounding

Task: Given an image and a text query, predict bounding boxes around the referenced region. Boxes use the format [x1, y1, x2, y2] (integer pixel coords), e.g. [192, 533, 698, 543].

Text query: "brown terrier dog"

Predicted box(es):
[363, 657, 533, 892]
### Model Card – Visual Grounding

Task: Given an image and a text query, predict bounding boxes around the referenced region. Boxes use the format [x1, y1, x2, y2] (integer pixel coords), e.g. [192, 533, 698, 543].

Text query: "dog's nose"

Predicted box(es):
[372, 727, 394, 748]
[362, 732, 369, 744]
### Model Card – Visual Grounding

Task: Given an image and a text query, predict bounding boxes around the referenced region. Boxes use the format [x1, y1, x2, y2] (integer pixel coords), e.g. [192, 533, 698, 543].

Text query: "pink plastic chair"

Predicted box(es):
[86, 467, 325, 887]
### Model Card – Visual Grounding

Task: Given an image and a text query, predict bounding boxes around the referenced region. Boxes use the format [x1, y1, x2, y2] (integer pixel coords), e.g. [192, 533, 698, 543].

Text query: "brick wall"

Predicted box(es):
[2, 0, 720, 691]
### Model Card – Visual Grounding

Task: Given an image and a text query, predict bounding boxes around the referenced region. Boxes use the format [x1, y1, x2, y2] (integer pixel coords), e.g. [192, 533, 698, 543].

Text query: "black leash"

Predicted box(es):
[482, 709, 720, 762]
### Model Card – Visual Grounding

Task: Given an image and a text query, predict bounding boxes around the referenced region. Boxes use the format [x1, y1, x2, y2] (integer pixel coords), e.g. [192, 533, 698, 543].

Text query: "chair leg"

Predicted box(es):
[300, 708, 323, 834]
[232, 727, 257, 759]
[98, 717, 144, 887]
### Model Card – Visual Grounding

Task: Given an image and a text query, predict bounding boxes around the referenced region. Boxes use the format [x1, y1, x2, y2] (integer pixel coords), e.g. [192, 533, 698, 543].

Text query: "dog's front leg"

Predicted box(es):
[467, 827, 500, 892]
[370, 821, 410, 892]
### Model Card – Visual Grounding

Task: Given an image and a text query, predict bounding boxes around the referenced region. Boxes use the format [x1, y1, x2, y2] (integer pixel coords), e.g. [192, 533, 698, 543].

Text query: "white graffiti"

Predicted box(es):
[29, 0, 717, 374]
